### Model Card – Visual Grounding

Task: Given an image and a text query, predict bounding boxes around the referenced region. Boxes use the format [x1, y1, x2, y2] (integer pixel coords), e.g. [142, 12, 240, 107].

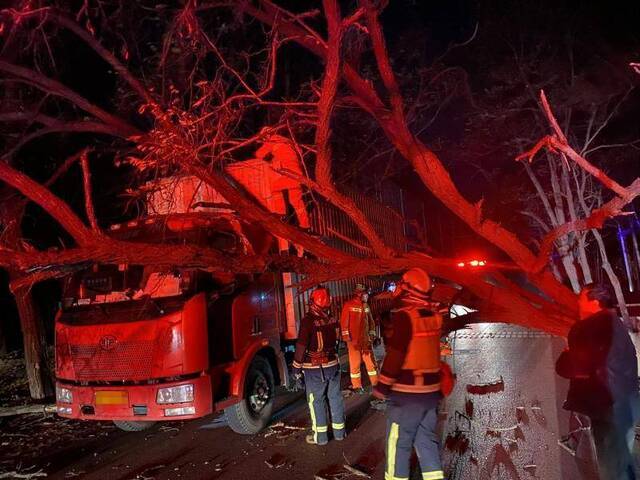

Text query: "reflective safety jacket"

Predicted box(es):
[340, 297, 375, 350]
[293, 309, 340, 369]
[377, 301, 443, 395]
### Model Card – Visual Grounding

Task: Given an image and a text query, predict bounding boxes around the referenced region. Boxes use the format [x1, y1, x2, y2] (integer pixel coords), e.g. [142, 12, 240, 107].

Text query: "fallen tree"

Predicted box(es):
[0, 1, 637, 396]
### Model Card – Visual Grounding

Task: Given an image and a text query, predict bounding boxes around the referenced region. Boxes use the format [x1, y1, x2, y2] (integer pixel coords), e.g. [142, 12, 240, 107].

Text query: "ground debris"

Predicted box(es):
[64, 470, 85, 478]
[264, 453, 287, 469]
[270, 421, 305, 431]
[369, 399, 386, 411]
[0, 469, 47, 479]
[158, 425, 180, 433]
[0, 404, 56, 418]
[316, 463, 354, 480]
[263, 420, 305, 439]
[134, 464, 166, 480]
[343, 464, 371, 478]
[0, 353, 117, 477]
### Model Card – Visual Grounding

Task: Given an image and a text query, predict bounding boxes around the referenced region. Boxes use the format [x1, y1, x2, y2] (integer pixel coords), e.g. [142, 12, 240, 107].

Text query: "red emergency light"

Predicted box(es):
[456, 259, 487, 268]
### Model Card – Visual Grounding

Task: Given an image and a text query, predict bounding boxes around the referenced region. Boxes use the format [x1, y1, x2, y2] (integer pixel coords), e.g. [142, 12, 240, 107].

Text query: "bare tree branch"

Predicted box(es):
[241, 0, 577, 308]
[0, 159, 93, 246]
[518, 90, 629, 199]
[79, 150, 100, 232]
[0, 60, 139, 136]
[5, 7, 159, 109]
[533, 178, 640, 272]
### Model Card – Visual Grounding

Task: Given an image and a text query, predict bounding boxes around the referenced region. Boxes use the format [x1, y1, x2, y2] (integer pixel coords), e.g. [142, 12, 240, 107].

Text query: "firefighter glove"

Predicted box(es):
[290, 372, 304, 392]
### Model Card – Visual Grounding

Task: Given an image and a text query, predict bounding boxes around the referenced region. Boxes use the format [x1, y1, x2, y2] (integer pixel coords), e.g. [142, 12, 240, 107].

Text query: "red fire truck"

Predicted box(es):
[54, 175, 406, 433]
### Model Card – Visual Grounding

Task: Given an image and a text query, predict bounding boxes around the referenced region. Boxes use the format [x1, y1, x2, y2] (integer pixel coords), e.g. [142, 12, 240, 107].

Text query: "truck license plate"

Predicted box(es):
[95, 391, 129, 405]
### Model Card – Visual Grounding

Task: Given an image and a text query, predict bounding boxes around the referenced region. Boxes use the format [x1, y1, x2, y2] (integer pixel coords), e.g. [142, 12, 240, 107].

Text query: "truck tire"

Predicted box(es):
[225, 355, 275, 435]
[113, 420, 156, 432]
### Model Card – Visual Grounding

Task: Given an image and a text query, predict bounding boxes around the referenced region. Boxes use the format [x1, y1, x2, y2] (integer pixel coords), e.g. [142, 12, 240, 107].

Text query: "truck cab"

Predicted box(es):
[55, 214, 286, 432]
[54, 174, 409, 433]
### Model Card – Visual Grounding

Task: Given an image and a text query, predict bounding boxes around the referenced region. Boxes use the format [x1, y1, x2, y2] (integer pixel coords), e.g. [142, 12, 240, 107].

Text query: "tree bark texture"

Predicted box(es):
[0, 320, 7, 354]
[12, 285, 52, 399]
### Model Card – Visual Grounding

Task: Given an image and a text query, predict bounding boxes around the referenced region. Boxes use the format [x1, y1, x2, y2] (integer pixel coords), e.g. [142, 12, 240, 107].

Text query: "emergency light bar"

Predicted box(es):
[456, 259, 487, 268]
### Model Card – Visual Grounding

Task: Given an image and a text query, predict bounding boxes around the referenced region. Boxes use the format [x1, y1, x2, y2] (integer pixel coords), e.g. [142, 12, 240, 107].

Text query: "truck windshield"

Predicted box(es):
[61, 215, 238, 310]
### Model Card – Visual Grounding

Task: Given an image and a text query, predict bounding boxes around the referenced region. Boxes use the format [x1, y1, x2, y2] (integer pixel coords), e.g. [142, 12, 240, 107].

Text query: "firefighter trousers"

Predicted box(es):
[385, 392, 443, 480]
[589, 395, 640, 480]
[303, 364, 346, 444]
[347, 345, 378, 389]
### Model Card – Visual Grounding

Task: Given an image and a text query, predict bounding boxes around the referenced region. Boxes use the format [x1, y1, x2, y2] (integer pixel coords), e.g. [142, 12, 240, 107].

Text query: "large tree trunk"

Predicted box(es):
[1, 196, 54, 399]
[12, 283, 53, 399]
[0, 320, 6, 354]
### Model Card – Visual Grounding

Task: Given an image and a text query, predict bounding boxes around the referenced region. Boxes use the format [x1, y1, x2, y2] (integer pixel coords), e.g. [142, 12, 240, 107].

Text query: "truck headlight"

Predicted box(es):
[56, 385, 73, 404]
[156, 384, 194, 404]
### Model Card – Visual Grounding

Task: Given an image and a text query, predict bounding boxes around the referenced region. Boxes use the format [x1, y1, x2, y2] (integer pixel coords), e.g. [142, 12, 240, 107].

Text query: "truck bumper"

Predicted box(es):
[55, 375, 212, 421]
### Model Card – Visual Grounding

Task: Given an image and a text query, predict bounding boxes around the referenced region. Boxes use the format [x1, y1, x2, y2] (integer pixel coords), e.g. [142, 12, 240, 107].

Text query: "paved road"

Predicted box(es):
[6, 323, 617, 480]
[45, 388, 386, 480]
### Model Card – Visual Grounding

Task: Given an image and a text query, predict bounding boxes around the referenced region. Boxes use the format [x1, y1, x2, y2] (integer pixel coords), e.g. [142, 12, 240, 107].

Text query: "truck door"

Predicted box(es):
[232, 273, 279, 360]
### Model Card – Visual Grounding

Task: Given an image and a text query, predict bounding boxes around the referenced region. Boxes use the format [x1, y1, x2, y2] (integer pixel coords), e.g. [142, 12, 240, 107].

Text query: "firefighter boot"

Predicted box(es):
[306, 433, 328, 446]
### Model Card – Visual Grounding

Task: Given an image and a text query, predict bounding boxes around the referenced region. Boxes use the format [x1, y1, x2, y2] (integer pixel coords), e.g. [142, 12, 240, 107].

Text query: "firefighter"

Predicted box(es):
[227, 129, 311, 256]
[373, 268, 449, 480]
[340, 283, 378, 393]
[255, 130, 311, 229]
[292, 287, 346, 445]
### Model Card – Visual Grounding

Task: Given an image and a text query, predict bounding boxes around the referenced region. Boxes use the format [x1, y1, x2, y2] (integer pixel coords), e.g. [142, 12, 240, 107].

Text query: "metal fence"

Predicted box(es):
[285, 190, 405, 329]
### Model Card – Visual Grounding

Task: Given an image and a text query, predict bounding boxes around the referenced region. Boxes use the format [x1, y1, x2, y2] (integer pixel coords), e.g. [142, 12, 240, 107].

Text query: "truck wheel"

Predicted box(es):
[113, 420, 156, 432]
[225, 355, 275, 435]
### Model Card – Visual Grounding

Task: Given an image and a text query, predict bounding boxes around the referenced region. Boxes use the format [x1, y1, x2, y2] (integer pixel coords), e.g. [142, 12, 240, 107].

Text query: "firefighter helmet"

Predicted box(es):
[401, 268, 432, 296]
[311, 287, 331, 308]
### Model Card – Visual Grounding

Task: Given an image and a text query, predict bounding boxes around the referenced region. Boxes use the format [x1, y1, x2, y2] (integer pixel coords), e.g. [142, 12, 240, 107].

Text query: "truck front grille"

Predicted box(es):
[69, 341, 154, 381]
